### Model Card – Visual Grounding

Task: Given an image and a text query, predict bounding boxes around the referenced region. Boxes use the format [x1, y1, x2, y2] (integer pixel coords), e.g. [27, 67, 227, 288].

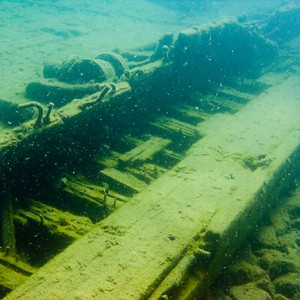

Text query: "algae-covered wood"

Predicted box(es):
[118, 136, 171, 165]
[5, 75, 300, 300]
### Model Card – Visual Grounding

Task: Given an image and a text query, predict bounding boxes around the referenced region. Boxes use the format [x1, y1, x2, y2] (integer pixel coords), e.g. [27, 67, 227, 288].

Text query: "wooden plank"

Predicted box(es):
[96, 149, 121, 168]
[197, 94, 244, 114]
[61, 177, 129, 205]
[61, 179, 106, 206]
[159, 149, 183, 167]
[168, 104, 208, 125]
[125, 163, 167, 184]
[150, 116, 199, 138]
[0, 253, 36, 276]
[190, 89, 251, 115]
[217, 86, 254, 102]
[14, 201, 94, 240]
[0, 264, 28, 292]
[231, 78, 269, 94]
[96, 136, 144, 168]
[118, 136, 171, 164]
[100, 167, 148, 194]
[7, 75, 300, 300]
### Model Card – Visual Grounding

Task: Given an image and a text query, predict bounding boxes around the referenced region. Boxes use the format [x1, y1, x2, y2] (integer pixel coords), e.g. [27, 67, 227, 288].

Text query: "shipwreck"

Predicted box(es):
[0, 4, 300, 299]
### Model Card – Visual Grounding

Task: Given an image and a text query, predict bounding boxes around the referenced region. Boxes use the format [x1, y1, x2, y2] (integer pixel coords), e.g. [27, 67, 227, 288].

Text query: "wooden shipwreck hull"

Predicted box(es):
[0, 6, 300, 299]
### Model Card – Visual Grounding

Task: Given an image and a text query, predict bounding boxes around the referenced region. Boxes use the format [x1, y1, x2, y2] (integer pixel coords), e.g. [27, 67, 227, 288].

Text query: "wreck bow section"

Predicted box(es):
[1, 5, 300, 300]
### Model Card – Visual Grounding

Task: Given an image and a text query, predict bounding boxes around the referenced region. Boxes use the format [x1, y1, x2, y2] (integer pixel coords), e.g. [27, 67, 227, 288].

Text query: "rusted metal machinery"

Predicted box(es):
[0, 4, 300, 299]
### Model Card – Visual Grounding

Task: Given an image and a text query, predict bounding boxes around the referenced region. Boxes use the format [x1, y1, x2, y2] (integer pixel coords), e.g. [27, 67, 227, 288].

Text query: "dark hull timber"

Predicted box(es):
[1, 5, 300, 299]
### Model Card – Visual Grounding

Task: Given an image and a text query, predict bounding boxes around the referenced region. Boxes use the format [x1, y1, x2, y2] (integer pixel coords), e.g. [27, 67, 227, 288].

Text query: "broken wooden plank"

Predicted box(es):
[96, 149, 121, 168]
[217, 86, 254, 103]
[196, 94, 244, 114]
[0, 264, 28, 293]
[124, 163, 167, 184]
[100, 167, 148, 195]
[168, 104, 208, 125]
[118, 136, 171, 165]
[60, 178, 106, 207]
[0, 189, 17, 257]
[231, 78, 270, 94]
[0, 253, 36, 277]
[157, 149, 183, 168]
[149, 116, 200, 139]
[14, 201, 94, 240]
[60, 177, 128, 207]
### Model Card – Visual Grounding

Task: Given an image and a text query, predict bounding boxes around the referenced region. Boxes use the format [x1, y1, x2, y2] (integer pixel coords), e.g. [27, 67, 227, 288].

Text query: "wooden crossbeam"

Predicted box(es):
[118, 136, 171, 165]
[14, 201, 94, 240]
[150, 116, 199, 138]
[217, 86, 254, 102]
[0, 264, 28, 293]
[100, 167, 148, 195]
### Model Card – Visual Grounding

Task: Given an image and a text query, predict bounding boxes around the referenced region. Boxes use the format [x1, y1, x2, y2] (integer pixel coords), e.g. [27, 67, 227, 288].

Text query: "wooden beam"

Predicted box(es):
[14, 201, 94, 240]
[100, 167, 148, 195]
[118, 136, 171, 165]
[0, 189, 17, 258]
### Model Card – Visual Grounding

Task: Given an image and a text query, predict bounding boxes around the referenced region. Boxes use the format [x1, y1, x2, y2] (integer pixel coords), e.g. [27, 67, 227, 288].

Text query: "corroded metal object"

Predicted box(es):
[18, 102, 44, 127]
